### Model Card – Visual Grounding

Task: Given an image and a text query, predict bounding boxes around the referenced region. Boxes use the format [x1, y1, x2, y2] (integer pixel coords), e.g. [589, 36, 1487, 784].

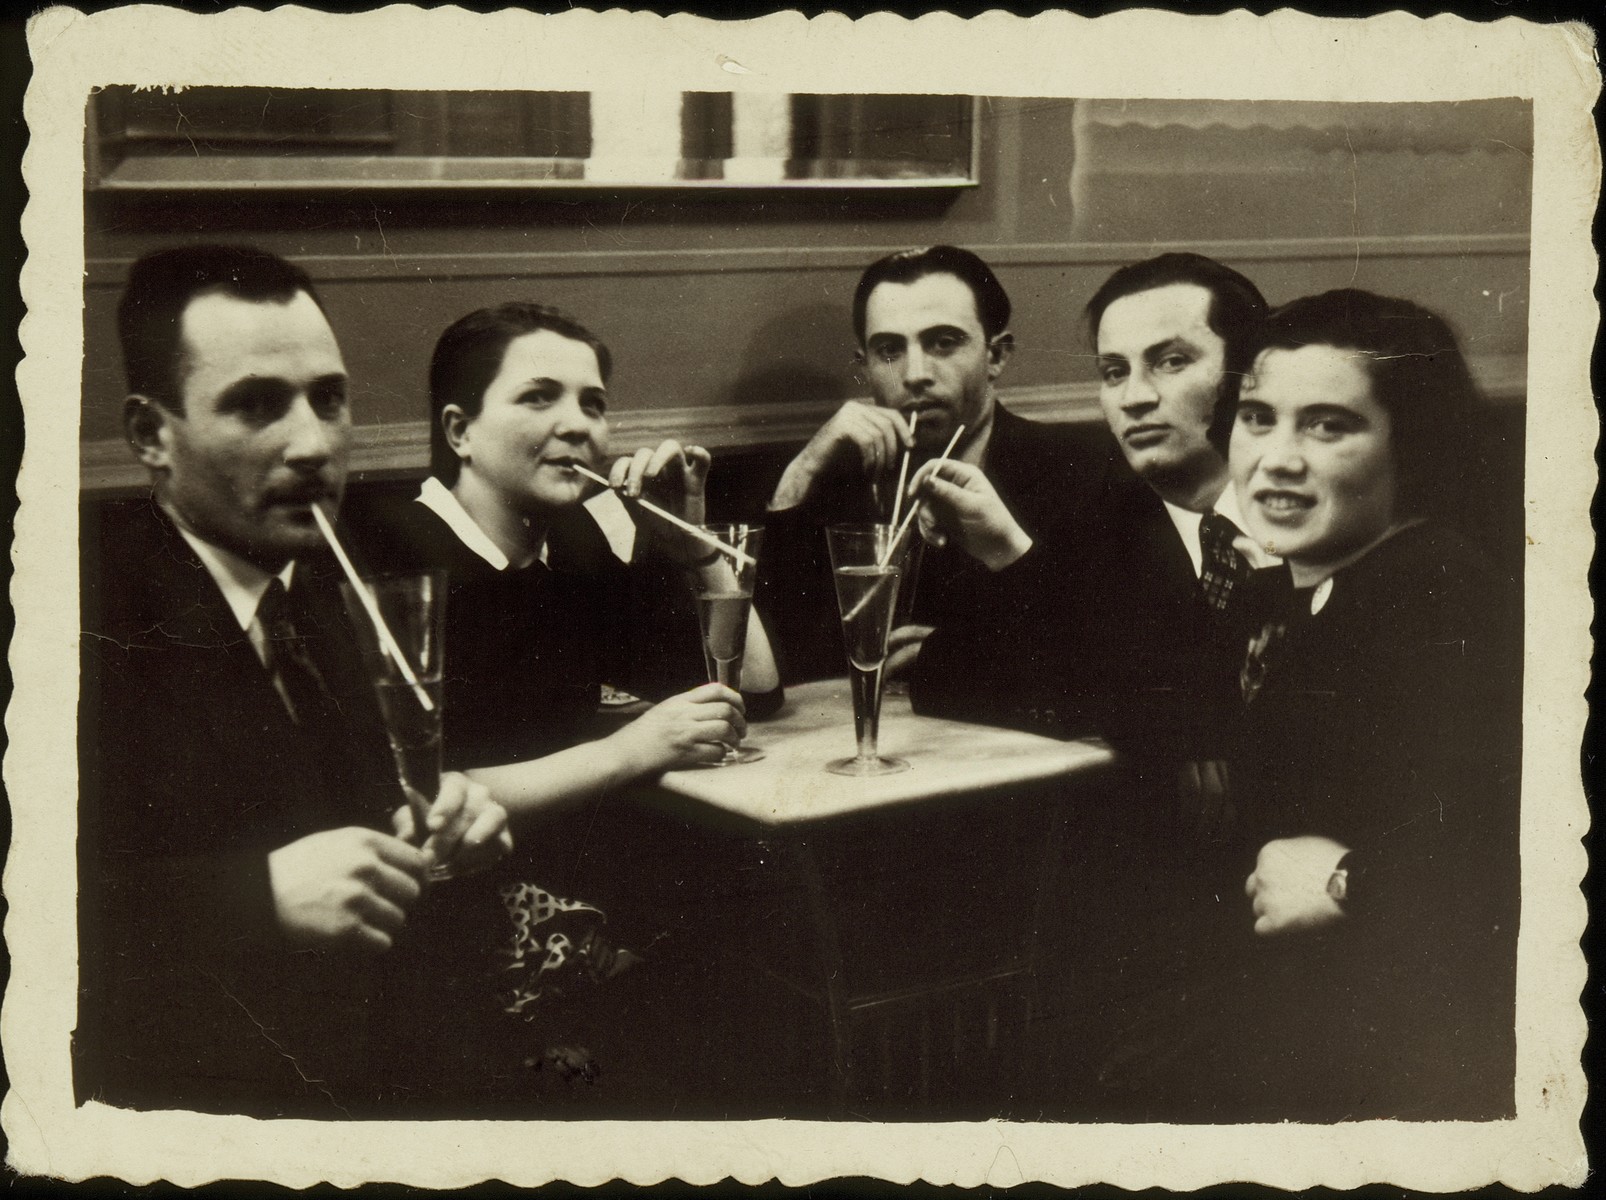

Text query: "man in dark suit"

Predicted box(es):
[76, 245, 510, 1117]
[761, 244, 1105, 682]
[909, 252, 1273, 766]
[901, 255, 1278, 1113]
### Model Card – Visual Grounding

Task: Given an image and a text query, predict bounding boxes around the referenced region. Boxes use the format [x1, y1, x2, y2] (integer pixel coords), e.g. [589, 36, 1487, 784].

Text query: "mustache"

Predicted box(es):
[264, 480, 338, 506]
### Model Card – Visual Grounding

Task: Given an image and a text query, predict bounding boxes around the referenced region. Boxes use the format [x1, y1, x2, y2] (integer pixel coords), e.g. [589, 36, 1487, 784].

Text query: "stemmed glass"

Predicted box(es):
[339, 570, 452, 876]
[693, 523, 765, 766]
[825, 523, 911, 777]
[882, 533, 927, 698]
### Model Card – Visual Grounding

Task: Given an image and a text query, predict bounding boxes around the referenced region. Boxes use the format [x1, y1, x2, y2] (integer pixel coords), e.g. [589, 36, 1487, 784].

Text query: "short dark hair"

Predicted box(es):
[851, 245, 1012, 345]
[1246, 288, 1479, 521]
[118, 244, 323, 412]
[1085, 252, 1269, 448]
[428, 302, 613, 484]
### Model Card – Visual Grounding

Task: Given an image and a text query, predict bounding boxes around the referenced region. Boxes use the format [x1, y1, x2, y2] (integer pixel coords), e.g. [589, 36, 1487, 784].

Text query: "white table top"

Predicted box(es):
[656, 678, 1114, 826]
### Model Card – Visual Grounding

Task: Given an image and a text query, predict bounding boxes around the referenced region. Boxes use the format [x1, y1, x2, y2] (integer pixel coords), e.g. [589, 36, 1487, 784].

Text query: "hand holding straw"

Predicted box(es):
[573, 463, 758, 569]
[840, 423, 966, 627]
[887, 409, 919, 532]
[881, 423, 965, 568]
[311, 504, 435, 713]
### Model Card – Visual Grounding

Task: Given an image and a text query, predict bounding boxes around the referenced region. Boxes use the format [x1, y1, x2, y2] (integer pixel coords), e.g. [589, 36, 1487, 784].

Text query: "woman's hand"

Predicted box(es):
[609, 439, 712, 564]
[392, 771, 514, 877]
[1244, 835, 1350, 935]
[608, 682, 746, 776]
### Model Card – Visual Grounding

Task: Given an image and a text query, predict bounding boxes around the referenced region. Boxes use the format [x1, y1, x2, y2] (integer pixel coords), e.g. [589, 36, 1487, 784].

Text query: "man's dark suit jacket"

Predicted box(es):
[910, 442, 1249, 761]
[76, 498, 411, 1117]
[761, 402, 1110, 683]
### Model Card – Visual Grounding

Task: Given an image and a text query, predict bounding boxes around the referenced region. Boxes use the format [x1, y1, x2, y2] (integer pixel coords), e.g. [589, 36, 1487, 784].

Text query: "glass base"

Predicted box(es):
[696, 744, 766, 768]
[826, 754, 909, 777]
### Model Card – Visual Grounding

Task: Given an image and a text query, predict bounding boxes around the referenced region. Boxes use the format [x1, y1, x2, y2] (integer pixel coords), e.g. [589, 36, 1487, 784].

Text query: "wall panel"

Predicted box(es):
[81, 96, 1531, 493]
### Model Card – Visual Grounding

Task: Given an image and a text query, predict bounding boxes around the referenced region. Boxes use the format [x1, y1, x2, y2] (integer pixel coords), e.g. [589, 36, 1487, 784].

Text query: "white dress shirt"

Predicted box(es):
[168, 514, 294, 666]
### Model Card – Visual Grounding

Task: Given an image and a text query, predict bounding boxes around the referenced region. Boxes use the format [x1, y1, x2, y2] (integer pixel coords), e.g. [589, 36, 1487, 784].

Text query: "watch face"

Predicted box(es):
[1327, 868, 1349, 904]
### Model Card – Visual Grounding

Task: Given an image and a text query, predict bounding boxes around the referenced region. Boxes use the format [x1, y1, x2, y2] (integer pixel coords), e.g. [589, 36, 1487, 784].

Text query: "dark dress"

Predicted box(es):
[76, 499, 423, 1117]
[1097, 522, 1522, 1121]
[352, 492, 710, 774]
[345, 487, 784, 1112]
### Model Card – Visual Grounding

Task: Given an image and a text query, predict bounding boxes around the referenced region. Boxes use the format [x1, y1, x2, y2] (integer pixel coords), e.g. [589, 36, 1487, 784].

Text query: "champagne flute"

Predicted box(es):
[338, 570, 452, 877]
[825, 523, 910, 777]
[882, 533, 926, 698]
[693, 523, 764, 766]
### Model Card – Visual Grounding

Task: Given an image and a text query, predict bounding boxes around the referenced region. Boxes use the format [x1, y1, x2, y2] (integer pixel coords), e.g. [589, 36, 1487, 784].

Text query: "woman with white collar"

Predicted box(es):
[351, 302, 783, 1108]
[1206, 288, 1521, 1120]
[393, 301, 780, 812]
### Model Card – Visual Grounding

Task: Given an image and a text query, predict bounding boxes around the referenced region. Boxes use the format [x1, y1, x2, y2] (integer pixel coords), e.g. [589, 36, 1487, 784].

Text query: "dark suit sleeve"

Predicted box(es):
[756, 496, 865, 686]
[911, 526, 1236, 761]
[908, 541, 1100, 737]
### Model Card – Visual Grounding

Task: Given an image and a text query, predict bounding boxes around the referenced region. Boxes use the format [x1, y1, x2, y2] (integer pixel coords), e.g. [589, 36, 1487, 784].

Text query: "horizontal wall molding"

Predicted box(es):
[84, 234, 1530, 288]
[81, 353, 1527, 493]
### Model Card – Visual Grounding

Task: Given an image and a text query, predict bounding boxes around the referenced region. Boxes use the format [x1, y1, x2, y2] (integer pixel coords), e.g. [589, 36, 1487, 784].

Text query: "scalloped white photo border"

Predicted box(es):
[7, 6, 1596, 1189]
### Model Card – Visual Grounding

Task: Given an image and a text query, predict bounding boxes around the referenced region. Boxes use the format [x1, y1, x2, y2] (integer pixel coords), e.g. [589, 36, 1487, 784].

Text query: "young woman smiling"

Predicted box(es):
[1174, 289, 1522, 1120]
[351, 302, 782, 1110]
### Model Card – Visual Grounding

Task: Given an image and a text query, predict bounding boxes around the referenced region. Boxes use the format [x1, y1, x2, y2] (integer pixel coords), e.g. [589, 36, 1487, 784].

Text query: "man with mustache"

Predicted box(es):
[763, 244, 1103, 682]
[77, 244, 510, 1116]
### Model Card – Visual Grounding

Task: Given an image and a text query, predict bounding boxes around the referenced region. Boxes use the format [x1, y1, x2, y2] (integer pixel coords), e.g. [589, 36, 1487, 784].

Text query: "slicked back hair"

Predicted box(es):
[1246, 288, 1479, 522]
[1085, 253, 1269, 450]
[852, 245, 1012, 346]
[118, 244, 324, 413]
[428, 302, 613, 484]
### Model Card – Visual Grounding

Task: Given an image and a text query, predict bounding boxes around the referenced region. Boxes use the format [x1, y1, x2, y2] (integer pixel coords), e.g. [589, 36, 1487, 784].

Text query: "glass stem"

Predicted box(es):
[850, 664, 884, 762]
[716, 657, 743, 754]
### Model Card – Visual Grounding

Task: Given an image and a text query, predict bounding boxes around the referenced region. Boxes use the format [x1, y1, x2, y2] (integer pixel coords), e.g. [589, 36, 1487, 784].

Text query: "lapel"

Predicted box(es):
[111, 503, 391, 834]
[1129, 479, 1203, 599]
[984, 404, 1027, 493]
[1075, 466, 1211, 643]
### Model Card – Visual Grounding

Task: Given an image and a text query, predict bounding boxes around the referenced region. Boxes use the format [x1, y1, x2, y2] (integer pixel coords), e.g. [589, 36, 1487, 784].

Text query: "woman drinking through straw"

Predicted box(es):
[350, 302, 781, 1112]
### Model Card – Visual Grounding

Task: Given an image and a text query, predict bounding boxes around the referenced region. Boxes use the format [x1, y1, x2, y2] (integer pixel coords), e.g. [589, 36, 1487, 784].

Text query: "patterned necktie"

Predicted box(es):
[1198, 511, 1249, 615]
[256, 577, 335, 727]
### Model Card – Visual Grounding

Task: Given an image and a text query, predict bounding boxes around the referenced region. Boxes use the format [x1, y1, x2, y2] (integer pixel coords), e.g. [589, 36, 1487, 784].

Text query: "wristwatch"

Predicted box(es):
[1327, 851, 1360, 907]
[1326, 867, 1348, 904]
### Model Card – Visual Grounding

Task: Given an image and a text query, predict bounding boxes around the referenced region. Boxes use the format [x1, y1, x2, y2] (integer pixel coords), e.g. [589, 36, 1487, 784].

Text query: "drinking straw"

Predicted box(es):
[311, 504, 435, 713]
[887, 409, 920, 533]
[573, 464, 758, 569]
[839, 423, 967, 627]
[880, 423, 965, 568]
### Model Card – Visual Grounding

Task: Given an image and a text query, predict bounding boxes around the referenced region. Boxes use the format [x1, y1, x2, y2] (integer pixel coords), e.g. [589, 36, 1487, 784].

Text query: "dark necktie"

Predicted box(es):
[1199, 511, 1249, 615]
[256, 577, 336, 728]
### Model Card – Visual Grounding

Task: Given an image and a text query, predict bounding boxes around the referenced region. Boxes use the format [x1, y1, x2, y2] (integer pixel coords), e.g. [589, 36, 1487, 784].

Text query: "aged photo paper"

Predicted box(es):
[6, 5, 1597, 1189]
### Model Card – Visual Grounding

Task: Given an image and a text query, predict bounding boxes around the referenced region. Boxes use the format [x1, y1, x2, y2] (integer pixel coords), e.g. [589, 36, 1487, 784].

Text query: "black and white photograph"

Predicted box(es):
[5, 6, 1594, 1190]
